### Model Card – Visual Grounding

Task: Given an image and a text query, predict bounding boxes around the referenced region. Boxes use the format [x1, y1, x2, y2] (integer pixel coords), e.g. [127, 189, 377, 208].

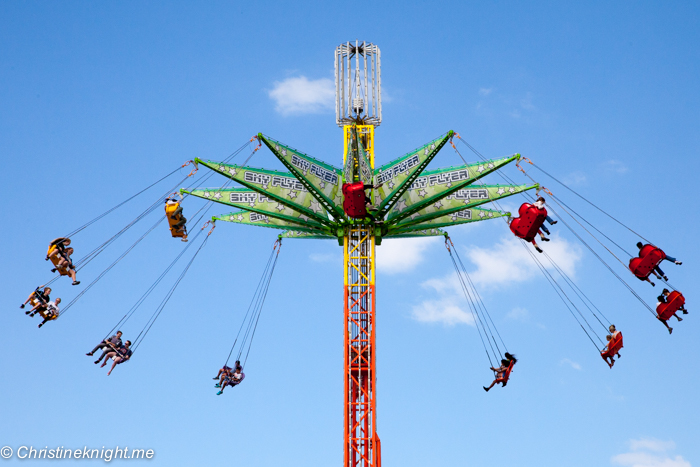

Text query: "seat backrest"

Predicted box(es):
[509, 203, 547, 242]
[342, 182, 368, 219]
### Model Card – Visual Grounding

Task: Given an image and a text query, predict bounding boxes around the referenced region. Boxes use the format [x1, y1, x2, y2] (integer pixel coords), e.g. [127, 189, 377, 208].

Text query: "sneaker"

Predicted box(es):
[212, 377, 219, 380]
[20, 304, 25, 309]
[677, 317, 683, 322]
[38, 323, 43, 328]
[216, 391, 223, 396]
[675, 261, 682, 265]
[541, 237, 550, 242]
[215, 384, 221, 388]
[51, 268, 57, 273]
[72, 281, 80, 286]
[94, 360, 101, 364]
[650, 281, 655, 287]
[483, 386, 489, 392]
[683, 310, 688, 314]
[86, 353, 93, 356]
[551, 220, 558, 225]
[669, 328, 673, 334]
[663, 276, 669, 281]
[25, 311, 30, 315]
[535, 246, 543, 253]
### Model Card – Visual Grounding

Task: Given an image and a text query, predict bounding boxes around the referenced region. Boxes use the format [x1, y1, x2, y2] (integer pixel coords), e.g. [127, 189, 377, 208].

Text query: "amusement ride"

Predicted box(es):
[21, 41, 688, 467]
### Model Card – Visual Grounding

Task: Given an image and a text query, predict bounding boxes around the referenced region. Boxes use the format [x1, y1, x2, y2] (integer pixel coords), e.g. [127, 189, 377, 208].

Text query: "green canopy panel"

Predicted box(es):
[193, 159, 332, 226]
[384, 154, 523, 224]
[374, 131, 453, 216]
[391, 183, 536, 229]
[185, 188, 328, 229]
[388, 207, 509, 234]
[259, 134, 344, 217]
[214, 210, 331, 235]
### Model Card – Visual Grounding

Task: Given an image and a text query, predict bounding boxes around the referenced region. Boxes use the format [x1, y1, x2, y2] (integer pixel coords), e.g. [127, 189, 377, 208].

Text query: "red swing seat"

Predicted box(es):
[629, 244, 666, 280]
[342, 182, 368, 219]
[509, 203, 547, 242]
[600, 332, 624, 361]
[657, 291, 685, 321]
[495, 360, 515, 386]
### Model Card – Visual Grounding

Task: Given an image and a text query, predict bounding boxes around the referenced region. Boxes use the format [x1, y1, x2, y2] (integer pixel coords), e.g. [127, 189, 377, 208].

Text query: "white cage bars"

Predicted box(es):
[335, 41, 381, 127]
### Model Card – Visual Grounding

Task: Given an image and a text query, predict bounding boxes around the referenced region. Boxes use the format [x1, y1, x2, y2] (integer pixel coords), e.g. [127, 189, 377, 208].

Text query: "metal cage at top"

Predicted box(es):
[335, 41, 381, 127]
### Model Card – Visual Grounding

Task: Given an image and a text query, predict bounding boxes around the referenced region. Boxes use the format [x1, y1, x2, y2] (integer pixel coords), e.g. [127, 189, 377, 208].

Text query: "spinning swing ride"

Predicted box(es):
[23, 41, 688, 467]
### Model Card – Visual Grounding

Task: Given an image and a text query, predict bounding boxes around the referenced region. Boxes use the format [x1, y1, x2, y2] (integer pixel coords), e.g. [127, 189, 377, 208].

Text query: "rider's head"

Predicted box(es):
[636, 242, 643, 249]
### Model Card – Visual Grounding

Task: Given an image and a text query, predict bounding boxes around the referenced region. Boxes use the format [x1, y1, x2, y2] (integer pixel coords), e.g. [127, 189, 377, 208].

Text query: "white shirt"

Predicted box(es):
[534, 200, 545, 209]
[46, 301, 59, 315]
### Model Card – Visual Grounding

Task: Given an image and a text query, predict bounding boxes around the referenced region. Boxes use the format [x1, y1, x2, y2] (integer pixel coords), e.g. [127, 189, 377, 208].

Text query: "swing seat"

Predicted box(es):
[37, 309, 58, 321]
[509, 203, 547, 242]
[342, 182, 368, 219]
[601, 332, 623, 360]
[629, 245, 666, 280]
[657, 291, 685, 321]
[495, 360, 515, 386]
[165, 202, 188, 240]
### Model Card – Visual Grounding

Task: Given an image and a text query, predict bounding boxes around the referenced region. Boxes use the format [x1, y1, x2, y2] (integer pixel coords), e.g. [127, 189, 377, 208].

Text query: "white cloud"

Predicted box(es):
[604, 159, 629, 174]
[377, 237, 440, 274]
[630, 440, 677, 453]
[562, 171, 587, 186]
[507, 307, 529, 321]
[411, 297, 473, 326]
[466, 235, 582, 288]
[612, 438, 690, 467]
[479, 87, 493, 96]
[309, 253, 337, 263]
[520, 92, 536, 110]
[268, 76, 335, 116]
[560, 358, 582, 370]
[411, 273, 473, 326]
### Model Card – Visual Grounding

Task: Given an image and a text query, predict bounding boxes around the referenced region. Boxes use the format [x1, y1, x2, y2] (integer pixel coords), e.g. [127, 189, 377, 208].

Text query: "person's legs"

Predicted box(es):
[95, 347, 111, 363]
[87, 342, 106, 356]
[654, 265, 667, 279]
[541, 224, 551, 235]
[644, 277, 656, 287]
[531, 239, 543, 253]
[100, 352, 116, 367]
[664, 255, 679, 264]
[107, 358, 122, 376]
[38, 318, 49, 328]
[660, 319, 673, 334]
[483, 379, 498, 392]
[545, 215, 557, 225]
[674, 313, 683, 322]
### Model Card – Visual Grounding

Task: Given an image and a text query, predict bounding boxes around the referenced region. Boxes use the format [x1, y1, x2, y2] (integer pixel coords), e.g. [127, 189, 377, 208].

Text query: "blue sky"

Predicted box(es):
[1, 2, 699, 466]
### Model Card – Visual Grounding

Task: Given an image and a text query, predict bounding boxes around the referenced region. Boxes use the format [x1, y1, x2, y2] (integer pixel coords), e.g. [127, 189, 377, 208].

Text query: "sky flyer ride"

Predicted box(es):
[23, 40, 688, 467]
[182, 41, 537, 467]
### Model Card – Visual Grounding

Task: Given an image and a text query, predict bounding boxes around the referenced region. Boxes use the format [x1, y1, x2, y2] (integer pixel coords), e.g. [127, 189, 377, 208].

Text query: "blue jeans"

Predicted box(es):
[541, 216, 555, 235]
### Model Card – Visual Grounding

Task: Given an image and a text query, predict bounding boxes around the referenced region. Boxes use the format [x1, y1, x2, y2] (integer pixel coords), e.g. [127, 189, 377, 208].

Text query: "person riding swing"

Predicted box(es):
[483, 352, 517, 392]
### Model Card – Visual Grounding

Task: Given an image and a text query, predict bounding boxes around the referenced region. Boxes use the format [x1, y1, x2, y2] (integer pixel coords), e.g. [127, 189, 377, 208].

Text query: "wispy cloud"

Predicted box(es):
[603, 160, 629, 174]
[377, 237, 440, 274]
[309, 253, 337, 263]
[466, 235, 582, 288]
[268, 76, 335, 116]
[411, 273, 474, 326]
[612, 438, 690, 467]
[562, 171, 587, 186]
[479, 87, 493, 96]
[507, 307, 529, 321]
[560, 358, 582, 370]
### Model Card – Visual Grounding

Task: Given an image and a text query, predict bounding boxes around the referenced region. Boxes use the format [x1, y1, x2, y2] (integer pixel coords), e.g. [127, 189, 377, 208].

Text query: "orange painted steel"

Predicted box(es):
[344, 224, 378, 467]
